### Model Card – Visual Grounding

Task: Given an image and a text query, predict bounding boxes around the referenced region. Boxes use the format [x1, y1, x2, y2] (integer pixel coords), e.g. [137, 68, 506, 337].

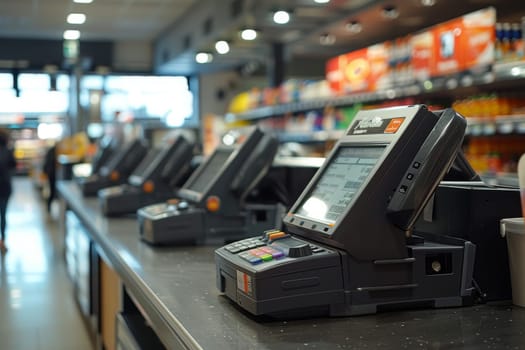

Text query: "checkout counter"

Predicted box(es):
[98, 134, 195, 216]
[77, 139, 148, 196]
[58, 105, 525, 350]
[57, 105, 525, 349]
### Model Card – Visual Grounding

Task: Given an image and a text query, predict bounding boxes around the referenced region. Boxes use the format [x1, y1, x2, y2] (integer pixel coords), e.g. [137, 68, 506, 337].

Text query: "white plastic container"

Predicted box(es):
[519, 153, 525, 218]
[501, 218, 525, 307]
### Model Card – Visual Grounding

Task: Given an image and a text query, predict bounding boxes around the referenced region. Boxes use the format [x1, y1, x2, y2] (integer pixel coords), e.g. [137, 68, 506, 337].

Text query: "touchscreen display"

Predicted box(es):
[295, 146, 385, 224]
[129, 149, 160, 185]
[184, 148, 234, 193]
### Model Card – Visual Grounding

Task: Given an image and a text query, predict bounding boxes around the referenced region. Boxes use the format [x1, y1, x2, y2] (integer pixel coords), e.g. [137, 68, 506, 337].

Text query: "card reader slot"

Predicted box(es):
[373, 257, 416, 265]
[357, 283, 418, 292]
[281, 277, 321, 290]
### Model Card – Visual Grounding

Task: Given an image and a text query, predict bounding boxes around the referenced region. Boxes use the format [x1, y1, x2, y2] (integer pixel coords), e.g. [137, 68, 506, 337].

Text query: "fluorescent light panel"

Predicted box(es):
[240, 29, 257, 41]
[64, 30, 81, 40]
[73, 0, 93, 3]
[67, 13, 86, 24]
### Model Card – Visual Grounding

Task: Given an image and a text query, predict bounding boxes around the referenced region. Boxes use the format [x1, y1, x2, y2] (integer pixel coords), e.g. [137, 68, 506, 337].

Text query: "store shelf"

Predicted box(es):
[226, 61, 525, 122]
[226, 89, 408, 122]
[466, 115, 525, 136]
[481, 172, 519, 188]
[276, 130, 345, 143]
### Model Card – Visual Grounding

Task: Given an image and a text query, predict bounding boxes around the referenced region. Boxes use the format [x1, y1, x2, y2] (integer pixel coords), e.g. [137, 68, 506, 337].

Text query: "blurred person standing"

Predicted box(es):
[0, 129, 16, 252]
[43, 143, 57, 214]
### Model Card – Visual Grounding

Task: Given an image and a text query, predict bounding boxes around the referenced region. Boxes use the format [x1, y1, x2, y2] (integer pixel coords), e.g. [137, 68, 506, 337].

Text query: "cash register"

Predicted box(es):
[215, 105, 476, 317]
[78, 138, 148, 196]
[137, 126, 284, 245]
[98, 134, 195, 216]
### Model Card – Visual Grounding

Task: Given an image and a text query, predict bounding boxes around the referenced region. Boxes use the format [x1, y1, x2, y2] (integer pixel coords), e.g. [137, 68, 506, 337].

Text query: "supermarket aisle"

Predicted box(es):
[0, 177, 93, 350]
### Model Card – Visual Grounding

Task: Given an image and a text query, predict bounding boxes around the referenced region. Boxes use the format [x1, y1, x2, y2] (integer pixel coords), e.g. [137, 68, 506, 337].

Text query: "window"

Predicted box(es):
[100, 75, 194, 126]
[0, 73, 13, 89]
[0, 73, 68, 114]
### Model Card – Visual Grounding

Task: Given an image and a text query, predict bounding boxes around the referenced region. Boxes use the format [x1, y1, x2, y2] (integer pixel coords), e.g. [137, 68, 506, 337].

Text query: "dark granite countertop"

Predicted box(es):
[58, 181, 525, 350]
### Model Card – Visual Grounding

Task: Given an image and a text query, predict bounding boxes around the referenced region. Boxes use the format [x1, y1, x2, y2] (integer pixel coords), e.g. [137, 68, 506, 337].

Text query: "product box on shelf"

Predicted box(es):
[432, 7, 495, 77]
[326, 7, 496, 95]
[326, 43, 390, 94]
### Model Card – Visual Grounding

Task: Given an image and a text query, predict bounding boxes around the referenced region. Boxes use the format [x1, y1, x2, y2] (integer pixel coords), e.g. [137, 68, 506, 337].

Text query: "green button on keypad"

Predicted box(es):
[260, 254, 273, 261]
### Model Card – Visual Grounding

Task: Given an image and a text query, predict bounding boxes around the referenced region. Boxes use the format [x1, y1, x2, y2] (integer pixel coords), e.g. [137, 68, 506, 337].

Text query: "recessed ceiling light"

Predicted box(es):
[421, 0, 436, 6]
[67, 13, 86, 24]
[195, 52, 213, 64]
[240, 29, 257, 41]
[320, 33, 336, 45]
[314, 0, 330, 3]
[63, 30, 81, 40]
[382, 6, 399, 19]
[273, 10, 290, 24]
[73, 0, 93, 3]
[345, 21, 362, 33]
[215, 41, 230, 54]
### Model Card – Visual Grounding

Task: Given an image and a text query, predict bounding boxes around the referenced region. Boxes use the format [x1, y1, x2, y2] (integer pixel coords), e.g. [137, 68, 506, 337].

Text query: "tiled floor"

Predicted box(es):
[0, 177, 93, 350]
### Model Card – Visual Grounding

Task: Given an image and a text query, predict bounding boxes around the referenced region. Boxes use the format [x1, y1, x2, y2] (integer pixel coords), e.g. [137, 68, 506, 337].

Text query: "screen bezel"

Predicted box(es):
[129, 148, 161, 186]
[293, 145, 387, 226]
[287, 143, 388, 236]
[178, 147, 235, 200]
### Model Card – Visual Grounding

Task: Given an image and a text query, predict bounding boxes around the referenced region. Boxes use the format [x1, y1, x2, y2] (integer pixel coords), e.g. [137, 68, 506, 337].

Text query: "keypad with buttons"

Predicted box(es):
[225, 235, 328, 265]
[236, 246, 285, 264]
[224, 237, 265, 254]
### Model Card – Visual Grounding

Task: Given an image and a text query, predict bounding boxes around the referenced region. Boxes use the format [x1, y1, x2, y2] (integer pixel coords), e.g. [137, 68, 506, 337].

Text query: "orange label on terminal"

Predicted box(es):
[384, 117, 405, 133]
[167, 198, 180, 205]
[268, 232, 287, 241]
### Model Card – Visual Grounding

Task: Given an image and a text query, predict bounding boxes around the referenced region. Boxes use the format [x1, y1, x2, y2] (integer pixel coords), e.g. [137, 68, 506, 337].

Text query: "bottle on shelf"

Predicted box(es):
[495, 23, 504, 62]
[512, 23, 524, 60]
[502, 23, 512, 61]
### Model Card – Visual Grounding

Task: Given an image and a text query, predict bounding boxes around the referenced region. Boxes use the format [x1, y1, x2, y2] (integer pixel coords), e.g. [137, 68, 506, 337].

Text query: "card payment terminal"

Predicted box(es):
[98, 134, 195, 216]
[215, 105, 476, 317]
[138, 127, 285, 245]
[78, 138, 148, 196]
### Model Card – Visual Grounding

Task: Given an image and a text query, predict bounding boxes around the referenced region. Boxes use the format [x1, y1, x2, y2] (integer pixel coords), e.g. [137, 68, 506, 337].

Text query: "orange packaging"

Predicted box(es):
[326, 43, 390, 94]
[431, 7, 495, 77]
[326, 56, 345, 94]
[326, 7, 496, 90]
[367, 43, 391, 90]
[431, 19, 464, 76]
[461, 7, 496, 70]
[411, 31, 434, 81]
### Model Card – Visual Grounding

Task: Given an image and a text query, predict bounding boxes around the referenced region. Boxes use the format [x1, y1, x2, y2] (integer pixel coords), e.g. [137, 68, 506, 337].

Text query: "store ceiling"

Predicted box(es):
[0, 0, 524, 75]
[0, 0, 197, 41]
